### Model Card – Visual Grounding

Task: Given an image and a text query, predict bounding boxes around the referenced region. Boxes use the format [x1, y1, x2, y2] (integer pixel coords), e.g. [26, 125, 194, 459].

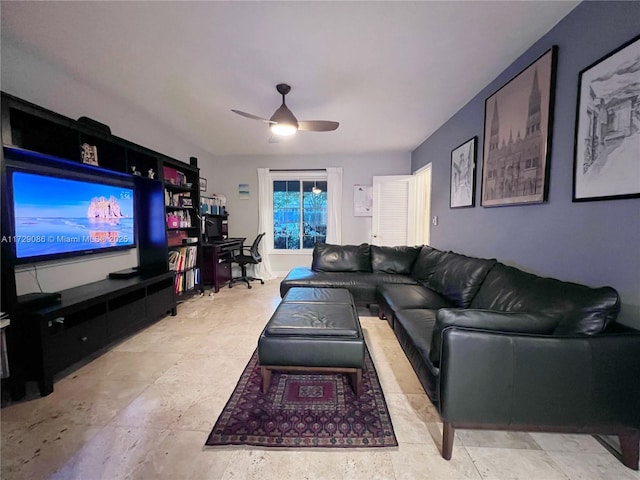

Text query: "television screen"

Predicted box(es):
[10, 170, 135, 262]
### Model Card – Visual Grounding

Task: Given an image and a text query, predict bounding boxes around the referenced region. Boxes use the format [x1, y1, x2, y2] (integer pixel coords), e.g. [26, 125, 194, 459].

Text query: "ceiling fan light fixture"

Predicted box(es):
[270, 122, 298, 136]
[270, 103, 299, 136]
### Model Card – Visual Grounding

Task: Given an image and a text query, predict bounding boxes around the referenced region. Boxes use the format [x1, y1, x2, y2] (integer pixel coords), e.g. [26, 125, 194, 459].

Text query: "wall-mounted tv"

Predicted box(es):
[7, 169, 136, 263]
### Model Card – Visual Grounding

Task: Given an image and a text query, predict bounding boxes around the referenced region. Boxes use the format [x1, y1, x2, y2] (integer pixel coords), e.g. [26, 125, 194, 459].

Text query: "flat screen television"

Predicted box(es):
[7, 169, 136, 263]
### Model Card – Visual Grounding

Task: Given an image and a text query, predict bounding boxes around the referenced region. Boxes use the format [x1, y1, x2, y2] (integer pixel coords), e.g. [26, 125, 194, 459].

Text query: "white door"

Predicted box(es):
[372, 175, 413, 246]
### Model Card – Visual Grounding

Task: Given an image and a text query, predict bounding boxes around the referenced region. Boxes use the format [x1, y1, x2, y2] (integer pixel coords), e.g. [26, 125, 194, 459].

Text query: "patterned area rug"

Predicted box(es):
[205, 348, 397, 448]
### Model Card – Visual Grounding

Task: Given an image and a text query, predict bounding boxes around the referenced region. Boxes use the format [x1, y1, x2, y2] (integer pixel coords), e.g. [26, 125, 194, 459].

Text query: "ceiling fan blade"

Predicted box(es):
[298, 120, 339, 132]
[231, 109, 275, 124]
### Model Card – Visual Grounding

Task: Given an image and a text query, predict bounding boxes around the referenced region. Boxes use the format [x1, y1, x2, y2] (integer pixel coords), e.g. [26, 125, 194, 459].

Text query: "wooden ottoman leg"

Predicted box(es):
[351, 368, 363, 396]
[260, 366, 272, 394]
[619, 432, 639, 470]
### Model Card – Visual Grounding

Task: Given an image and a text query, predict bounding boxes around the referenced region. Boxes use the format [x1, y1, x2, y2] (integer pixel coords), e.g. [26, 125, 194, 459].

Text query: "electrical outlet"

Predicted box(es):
[432, 216, 438, 226]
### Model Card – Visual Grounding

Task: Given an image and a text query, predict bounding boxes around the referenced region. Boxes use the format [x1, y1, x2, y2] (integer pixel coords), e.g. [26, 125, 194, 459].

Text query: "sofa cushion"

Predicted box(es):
[426, 252, 497, 308]
[377, 284, 454, 312]
[371, 245, 421, 274]
[429, 308, 561, 365]
[470, 263, 621, 335]
[393, 309, 440, 405]
[280, 267, 415, 307]
[312, 243, 371, 272]
[411, 246, 448, 284]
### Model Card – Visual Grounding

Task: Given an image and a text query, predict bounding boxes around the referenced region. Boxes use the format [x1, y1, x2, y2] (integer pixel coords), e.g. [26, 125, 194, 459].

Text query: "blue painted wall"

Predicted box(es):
[412, 1, 640, 327]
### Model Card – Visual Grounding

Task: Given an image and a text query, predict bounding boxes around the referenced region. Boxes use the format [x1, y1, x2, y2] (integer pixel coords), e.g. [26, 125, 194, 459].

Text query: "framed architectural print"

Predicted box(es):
[481, 46, 557, 207]
[450, 137, 477, 208]
[573, 35, 640, 202]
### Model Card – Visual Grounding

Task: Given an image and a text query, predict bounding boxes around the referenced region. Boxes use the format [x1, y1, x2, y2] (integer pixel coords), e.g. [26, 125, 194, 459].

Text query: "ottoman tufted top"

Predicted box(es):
[265, 302, 360, 338]
[283, 287, 354, 304]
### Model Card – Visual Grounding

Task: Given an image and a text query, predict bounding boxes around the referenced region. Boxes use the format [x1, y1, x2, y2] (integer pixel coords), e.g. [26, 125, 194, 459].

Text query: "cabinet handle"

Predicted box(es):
[48, 317, 65, 328]
[81, 336, 88, 342]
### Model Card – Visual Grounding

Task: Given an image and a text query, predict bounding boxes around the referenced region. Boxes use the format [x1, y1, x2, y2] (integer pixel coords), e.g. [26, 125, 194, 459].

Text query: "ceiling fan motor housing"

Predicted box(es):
[270, 104, 298, 127]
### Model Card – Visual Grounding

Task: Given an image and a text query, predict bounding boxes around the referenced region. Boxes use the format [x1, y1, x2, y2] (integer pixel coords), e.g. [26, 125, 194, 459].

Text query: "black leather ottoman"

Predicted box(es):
[258, 287, 365, 395]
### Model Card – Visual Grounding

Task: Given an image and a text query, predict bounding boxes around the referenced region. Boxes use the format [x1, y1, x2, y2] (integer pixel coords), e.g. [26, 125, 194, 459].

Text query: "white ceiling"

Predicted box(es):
[1, 1, 578, 157]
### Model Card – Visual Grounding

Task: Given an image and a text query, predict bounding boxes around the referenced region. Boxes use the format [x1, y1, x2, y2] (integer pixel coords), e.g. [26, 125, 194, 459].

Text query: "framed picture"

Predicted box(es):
[573, 35, 640, 202]
[354, 185, 373, 216]
[81, 143, 99, 166]
[239, 183, 250, 199]
[481, 46, 557, 207]
[450, 137, 477, 208]
[199, 177, 207, 192]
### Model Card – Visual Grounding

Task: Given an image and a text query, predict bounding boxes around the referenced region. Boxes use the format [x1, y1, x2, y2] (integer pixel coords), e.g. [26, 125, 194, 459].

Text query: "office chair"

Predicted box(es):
[229, 233, 266, 289]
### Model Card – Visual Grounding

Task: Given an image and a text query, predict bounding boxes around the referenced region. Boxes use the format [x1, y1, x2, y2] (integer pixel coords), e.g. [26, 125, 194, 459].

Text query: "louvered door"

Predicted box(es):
[371, 176, 413, 246]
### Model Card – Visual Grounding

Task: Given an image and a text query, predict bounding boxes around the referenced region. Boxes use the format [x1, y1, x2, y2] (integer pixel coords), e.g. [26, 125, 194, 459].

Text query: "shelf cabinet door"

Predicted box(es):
[107, 290, 146, 339]
[146, 279, 175, 320]
[46, 313, 108, 374]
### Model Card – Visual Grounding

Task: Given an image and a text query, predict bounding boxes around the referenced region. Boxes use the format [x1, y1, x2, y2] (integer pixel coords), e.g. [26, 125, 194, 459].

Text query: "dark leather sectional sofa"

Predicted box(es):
[280, 243, 640, 469]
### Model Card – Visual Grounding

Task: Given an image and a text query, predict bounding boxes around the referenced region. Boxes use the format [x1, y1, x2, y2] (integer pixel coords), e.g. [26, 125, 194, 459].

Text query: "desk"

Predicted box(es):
[202, 238, 245, 293]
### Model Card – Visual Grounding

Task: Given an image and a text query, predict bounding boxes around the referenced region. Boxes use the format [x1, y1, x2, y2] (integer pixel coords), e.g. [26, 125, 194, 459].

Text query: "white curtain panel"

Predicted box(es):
[325, 167, 343, 244]
[254, 168, 276, 280]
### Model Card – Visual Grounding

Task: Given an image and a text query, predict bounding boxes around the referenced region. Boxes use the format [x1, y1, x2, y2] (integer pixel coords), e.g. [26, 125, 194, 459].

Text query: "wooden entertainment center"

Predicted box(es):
[0, 92, 203, 397]
[13, 273, 176, 397]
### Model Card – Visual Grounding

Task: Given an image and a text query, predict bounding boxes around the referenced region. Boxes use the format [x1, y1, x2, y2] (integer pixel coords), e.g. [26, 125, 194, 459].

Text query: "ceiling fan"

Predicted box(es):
[232, 84, 339, 137]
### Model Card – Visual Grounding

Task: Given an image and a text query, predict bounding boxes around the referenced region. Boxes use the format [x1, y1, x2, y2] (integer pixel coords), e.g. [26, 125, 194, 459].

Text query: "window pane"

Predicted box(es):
[273, 180, 300, 250]
[302, 181, 327, 249]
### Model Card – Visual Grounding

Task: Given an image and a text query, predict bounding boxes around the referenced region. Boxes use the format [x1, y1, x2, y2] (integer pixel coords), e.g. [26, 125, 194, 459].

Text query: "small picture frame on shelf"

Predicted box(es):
[81, 143, 99, 166]
[199, 177, 207, 192]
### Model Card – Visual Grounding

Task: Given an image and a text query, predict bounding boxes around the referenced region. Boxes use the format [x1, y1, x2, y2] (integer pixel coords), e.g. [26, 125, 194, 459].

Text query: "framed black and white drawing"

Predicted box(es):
[481, 46, 557, 207]
[573, 35, 640, 202]
[450, 137, 477, 208]
[199, 177, 207, 192]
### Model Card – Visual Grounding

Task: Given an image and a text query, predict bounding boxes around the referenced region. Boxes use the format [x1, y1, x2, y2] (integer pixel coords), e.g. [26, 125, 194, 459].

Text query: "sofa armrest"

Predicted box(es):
[429, 309, 560, 365]
[438, 327, 640, 430]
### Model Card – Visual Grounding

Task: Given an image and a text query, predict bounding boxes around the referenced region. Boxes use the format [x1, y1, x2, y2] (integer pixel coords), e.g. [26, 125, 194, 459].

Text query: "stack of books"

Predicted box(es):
[168, 246, 200, 294]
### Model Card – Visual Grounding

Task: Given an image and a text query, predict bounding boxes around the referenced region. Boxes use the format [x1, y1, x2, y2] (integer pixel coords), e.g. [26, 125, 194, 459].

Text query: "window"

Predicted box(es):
[273, 179, 327, 250]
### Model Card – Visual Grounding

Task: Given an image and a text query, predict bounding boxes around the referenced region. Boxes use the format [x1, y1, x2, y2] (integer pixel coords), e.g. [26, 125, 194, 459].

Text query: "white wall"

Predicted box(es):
[201, 153, 411, 273]
[14, 251, 137, 295]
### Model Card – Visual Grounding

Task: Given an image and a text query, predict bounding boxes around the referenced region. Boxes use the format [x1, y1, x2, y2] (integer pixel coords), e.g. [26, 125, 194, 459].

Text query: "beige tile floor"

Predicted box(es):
[1, 279, 638, 480]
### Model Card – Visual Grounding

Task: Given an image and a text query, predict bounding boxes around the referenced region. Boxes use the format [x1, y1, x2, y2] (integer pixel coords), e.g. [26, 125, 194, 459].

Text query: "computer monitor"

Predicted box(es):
[205, 218, 221, 241]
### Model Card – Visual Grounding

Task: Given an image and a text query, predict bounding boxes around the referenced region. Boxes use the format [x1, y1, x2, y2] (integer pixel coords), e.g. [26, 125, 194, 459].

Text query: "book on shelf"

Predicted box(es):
[173, 267, 200, 294]
[165, 189, 192, 208]
[168, 245, 198, 272]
